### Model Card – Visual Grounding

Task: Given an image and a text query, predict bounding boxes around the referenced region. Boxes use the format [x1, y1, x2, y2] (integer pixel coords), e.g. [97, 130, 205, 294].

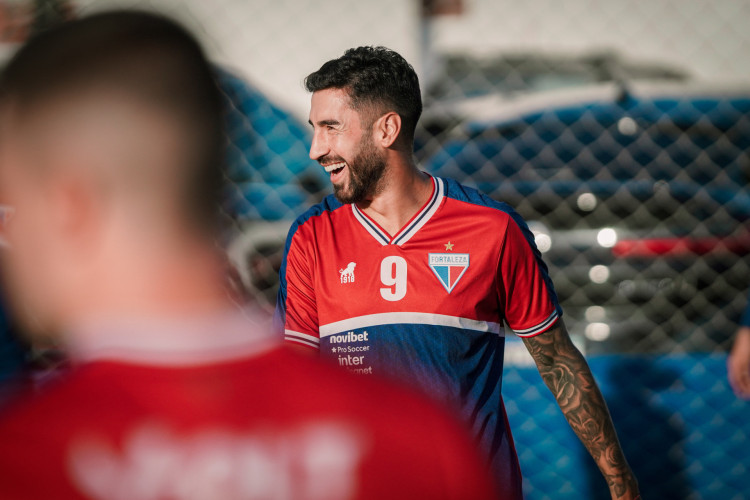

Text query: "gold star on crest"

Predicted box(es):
[445, 241, 454, 251]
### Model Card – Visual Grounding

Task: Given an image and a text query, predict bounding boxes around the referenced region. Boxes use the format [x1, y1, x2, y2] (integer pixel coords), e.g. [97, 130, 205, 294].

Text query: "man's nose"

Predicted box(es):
[309, 130, 328, 161]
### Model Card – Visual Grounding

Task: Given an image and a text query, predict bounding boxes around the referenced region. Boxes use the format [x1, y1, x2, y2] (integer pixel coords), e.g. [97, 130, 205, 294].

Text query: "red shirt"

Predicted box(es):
[0, 310, 496, 500]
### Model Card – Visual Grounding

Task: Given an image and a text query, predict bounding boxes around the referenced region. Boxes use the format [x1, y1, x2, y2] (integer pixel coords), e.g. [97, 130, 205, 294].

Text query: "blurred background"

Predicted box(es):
[1, 0, 749, 498]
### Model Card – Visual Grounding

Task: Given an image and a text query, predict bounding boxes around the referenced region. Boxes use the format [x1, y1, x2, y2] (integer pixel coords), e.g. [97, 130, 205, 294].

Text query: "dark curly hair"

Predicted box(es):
[305, 46, 422, 142]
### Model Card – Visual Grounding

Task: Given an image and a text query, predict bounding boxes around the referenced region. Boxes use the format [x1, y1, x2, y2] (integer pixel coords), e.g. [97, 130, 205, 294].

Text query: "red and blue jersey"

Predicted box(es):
[275, 175, 562, 498]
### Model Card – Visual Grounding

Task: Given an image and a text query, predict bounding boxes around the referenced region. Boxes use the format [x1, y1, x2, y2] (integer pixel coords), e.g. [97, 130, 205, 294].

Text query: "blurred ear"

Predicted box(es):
[48, 172, 103, 256]
[373, 111, 402, 149]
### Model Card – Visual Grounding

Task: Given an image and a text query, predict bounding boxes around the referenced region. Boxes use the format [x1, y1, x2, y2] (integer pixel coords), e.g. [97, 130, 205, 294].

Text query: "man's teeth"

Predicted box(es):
[324, 162, 346, 173]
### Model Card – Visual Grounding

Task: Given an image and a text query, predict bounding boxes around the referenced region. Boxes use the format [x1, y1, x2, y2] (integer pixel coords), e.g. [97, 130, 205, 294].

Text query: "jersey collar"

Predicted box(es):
[351, 175, 444, 246]
[68, 307, 279, 367]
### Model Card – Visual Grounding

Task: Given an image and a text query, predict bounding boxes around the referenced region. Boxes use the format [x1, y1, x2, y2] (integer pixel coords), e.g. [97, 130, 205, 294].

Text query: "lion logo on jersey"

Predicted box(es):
[339, 262, 356, 284]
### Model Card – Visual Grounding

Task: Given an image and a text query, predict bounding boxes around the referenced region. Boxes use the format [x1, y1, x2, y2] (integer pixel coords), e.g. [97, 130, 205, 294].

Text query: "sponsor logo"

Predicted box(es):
[329, 331, 369, 343]
[339, 262, 356, 284]
[428, 253, 469, 293]
[327, 330, 373, 375]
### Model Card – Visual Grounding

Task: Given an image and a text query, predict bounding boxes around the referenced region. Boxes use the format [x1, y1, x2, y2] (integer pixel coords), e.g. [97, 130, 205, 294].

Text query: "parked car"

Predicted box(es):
[415, 79, 750, 354]
[419, 52, 688, 139]
[221, 57, 750, 354]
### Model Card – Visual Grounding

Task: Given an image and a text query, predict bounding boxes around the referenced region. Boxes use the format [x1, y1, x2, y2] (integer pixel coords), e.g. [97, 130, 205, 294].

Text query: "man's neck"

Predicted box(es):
[66, 235, 237, 340]
[357, 156, 433, 237]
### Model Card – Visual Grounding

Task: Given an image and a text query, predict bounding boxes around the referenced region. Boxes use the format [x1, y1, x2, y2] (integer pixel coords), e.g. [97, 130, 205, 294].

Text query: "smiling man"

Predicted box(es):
[275, 46, 640, 499]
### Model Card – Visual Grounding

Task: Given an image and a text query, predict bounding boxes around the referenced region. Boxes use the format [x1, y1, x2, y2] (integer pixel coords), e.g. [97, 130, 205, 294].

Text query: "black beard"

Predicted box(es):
[333, 136, 386, 204]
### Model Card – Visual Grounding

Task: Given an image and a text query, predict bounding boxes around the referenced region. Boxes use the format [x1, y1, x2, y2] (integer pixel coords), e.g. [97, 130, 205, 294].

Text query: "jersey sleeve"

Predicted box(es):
[496, 213, 562, 337]
[274, 226, 320, 350]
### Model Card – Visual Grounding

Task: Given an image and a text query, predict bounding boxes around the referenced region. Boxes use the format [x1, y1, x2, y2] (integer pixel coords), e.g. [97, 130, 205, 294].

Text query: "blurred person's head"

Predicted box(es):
[304, 46, 422, 204]
[0, 11, 226, 338]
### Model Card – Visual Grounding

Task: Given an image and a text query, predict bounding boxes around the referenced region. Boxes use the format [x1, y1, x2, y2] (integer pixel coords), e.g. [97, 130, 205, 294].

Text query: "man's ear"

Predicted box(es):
[48, 172, 102, 256]
[373, 111, 402, 148]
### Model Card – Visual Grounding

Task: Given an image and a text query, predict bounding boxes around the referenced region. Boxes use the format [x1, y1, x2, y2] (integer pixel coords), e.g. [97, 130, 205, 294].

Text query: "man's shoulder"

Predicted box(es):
[438, 176, 524, 225]
[0, 369, 94, 479]
[0, 351, 496, 499]
[289, 195, 344, 231]
[0, 350, 462, 430]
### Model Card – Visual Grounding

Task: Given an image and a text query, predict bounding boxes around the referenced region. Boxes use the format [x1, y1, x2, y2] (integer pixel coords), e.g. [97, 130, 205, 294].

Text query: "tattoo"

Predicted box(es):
[523, 322, 639, 498]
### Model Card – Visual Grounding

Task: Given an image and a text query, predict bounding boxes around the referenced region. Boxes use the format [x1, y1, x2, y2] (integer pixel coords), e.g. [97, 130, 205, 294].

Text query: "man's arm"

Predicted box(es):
[728, 326, 750, 398]
[522, 320, 640, 500]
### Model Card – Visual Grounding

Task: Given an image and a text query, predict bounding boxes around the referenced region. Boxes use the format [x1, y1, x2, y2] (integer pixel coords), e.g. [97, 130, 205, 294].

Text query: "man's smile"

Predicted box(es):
[323, 161, 346, 173]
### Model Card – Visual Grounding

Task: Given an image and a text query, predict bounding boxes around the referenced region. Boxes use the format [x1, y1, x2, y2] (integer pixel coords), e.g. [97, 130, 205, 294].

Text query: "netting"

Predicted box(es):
[199, 0, 750, 357]
[60, 0, 750, 356]
[11, 0, 750, 498]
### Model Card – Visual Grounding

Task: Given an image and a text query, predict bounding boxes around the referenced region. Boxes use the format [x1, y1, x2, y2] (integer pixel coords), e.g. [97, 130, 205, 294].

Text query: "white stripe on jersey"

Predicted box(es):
[284, 329, 320, 348]
[319, 312, 503, 337]
[351, 204, 389, 245]
[511, 310, 560, 337]
[72, 309, 280, 367]
[392, 177, 444, 246]
[351, 176, 444, 247]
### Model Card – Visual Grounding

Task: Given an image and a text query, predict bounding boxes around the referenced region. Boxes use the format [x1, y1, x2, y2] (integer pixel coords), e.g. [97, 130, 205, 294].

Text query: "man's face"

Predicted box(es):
[308, 88, 386, 204]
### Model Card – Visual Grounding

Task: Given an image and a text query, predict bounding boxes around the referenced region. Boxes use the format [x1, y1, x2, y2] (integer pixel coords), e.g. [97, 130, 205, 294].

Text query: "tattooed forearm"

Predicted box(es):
[523, 322, 639, 499]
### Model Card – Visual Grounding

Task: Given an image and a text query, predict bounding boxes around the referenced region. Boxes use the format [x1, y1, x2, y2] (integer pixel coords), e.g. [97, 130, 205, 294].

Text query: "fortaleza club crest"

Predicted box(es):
[428, 253, 469, 293]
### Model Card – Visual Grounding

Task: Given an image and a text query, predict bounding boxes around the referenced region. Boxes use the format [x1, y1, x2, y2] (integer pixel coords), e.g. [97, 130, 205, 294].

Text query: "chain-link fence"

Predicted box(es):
[19, 0, 750, 354]
[190, 0, 750, 358]
[6, 0, 750, 498]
